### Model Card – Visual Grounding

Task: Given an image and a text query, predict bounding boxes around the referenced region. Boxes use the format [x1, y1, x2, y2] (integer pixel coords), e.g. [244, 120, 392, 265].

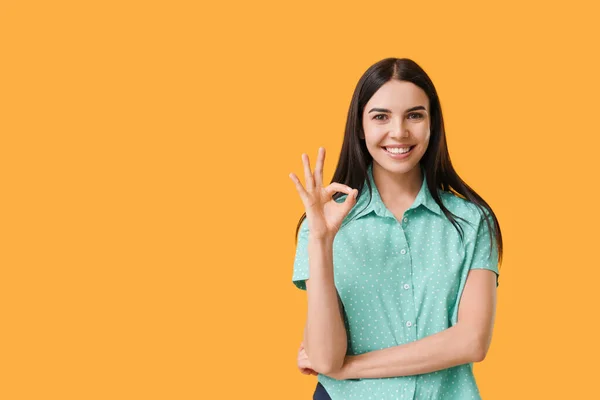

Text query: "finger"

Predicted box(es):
[343, 188, 359, 211]
[298, 358, 310, 368]
[289, 173, 309, 204]
[314, 147, 325, 189]
[302, 153, 314, 191]
[325, 182, 357, 198]
[301, 368, 317, 376]
[300, 367, 316, 374]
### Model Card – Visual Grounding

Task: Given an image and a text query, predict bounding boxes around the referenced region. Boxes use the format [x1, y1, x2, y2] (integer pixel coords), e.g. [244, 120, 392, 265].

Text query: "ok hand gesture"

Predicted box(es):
[289, 147, 358, 240]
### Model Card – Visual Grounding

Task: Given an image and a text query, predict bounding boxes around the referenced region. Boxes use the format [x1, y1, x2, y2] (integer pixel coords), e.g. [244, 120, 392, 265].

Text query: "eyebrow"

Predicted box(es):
[368, 106, 427, 113]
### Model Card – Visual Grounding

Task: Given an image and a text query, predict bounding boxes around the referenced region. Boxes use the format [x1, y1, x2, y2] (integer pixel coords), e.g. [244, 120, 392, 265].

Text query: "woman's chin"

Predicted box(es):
[374, 154, 421, 172]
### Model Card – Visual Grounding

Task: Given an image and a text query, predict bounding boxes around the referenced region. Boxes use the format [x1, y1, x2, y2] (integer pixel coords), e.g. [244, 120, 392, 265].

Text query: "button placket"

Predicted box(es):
[395, 224, 418, 341]
[392, 226, 415, 344]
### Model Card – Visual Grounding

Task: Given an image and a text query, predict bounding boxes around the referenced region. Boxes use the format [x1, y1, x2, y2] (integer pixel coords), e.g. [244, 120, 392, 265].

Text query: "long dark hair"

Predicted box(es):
[294, 57, 503, 266]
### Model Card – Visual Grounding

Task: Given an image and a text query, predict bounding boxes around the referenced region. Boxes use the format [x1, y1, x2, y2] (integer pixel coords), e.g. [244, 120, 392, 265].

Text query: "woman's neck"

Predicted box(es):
[372, 162, 423, 208]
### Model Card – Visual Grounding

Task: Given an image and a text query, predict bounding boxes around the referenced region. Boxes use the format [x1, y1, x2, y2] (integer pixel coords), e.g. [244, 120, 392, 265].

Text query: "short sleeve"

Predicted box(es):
[292, 218, 310, 290]
[467, 209, 500, 287]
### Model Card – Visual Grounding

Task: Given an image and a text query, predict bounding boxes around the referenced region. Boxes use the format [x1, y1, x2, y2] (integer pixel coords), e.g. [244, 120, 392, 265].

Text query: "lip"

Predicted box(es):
[382, 144, 414, 148]
[382, 145, 415, 159]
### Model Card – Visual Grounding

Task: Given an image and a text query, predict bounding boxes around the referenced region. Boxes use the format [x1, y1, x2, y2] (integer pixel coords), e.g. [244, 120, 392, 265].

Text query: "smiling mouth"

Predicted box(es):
[382, 145, 416, 154]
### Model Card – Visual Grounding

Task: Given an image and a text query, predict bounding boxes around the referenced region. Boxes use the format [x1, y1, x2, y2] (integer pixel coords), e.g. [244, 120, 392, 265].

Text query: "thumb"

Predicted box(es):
[343, 189, 358, 210]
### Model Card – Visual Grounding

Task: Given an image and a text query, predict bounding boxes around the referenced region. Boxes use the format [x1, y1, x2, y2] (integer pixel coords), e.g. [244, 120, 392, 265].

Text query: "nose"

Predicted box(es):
[389, 117, 409, 138]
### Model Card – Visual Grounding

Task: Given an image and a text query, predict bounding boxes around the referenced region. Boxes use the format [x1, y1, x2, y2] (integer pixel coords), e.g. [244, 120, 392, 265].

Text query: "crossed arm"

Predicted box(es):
[319, 269, 498, 380]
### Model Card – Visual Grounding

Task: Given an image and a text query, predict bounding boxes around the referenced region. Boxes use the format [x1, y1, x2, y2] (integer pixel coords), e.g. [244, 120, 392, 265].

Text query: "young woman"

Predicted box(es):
[289, 58, 503, 400]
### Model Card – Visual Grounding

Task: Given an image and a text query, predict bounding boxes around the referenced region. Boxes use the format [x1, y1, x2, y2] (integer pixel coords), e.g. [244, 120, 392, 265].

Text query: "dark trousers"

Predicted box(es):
[313, 382, 332, 400]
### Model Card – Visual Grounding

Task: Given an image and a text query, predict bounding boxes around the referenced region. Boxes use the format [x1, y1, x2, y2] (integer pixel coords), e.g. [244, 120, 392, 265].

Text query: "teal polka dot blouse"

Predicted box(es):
[292, 162, 500, 400]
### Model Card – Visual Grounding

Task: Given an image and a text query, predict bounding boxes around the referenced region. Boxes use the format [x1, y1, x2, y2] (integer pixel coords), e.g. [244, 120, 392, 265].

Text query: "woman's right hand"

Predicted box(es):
[289, 147, 358, 240]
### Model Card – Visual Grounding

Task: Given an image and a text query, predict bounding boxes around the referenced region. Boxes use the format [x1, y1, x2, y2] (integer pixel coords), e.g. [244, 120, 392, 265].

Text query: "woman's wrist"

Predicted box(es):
[308, 232, 335, 245]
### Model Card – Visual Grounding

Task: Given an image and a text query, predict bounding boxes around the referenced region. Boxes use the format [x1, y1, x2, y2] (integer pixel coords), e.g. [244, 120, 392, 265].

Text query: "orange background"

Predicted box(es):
[1, 1, 599, 399]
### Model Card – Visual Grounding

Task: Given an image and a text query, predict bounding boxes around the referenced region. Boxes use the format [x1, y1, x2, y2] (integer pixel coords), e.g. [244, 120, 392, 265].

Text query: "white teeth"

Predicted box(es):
[385, 146, 412, 154]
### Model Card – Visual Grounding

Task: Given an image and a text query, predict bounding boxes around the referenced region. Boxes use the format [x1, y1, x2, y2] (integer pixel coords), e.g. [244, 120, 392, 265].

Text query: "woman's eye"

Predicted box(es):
[374, 113, 423, 121]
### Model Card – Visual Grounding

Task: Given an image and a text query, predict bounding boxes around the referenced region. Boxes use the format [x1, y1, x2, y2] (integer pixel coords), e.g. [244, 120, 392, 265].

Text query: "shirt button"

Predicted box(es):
[403, 217, 408, 223]
[403, 283, 410, 290]
[406, 321, 413, 327]
[400, 249, 407, 255]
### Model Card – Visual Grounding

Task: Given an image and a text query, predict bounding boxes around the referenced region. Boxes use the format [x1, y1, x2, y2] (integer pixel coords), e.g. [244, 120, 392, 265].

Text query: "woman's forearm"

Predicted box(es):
[304, 234, 347, 374]
[338, 324, 481, 380]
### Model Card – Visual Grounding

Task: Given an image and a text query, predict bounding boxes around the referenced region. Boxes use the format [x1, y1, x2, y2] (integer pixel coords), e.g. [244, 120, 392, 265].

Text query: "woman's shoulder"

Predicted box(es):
[438, 190, 486, 225]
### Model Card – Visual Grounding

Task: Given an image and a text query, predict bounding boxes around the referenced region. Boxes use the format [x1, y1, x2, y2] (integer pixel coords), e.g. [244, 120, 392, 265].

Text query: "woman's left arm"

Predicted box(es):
[329, 269, 497, 380]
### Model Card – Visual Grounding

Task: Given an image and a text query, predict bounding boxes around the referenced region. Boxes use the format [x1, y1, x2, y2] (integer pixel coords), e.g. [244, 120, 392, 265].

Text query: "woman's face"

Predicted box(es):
[361, 79, 431, 175]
